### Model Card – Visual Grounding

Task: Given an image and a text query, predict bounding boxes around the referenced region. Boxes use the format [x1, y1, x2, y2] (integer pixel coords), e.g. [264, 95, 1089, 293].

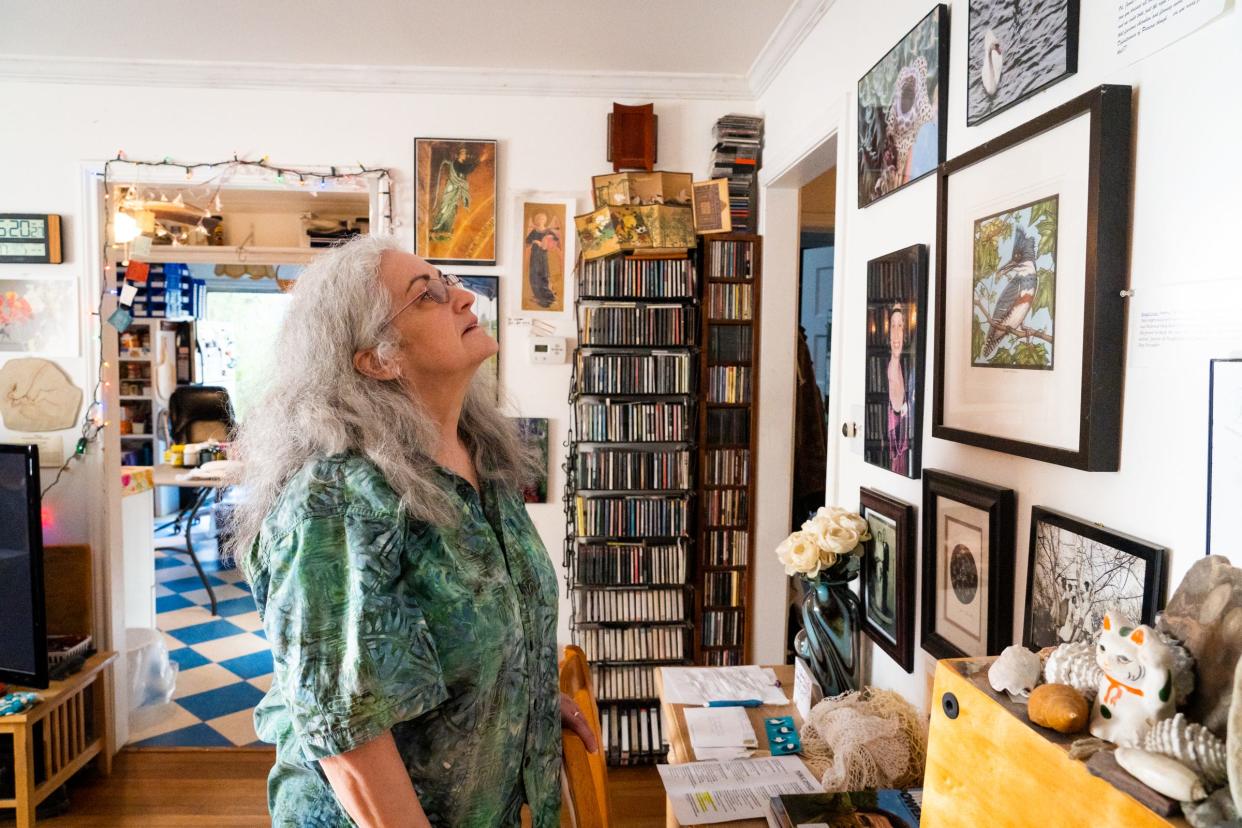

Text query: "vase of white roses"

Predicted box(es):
[777, 506, 871, 696]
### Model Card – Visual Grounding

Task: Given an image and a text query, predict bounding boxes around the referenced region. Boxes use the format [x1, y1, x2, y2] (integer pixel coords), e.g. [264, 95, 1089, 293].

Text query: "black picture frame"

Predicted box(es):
[856, 5, 950, 209]
[459, 275, 500, 401]
[933, 85, 1133, 471]
[966, 0, 1080, 127]
[1023, 506, 1166, 651]
[863, 244, 928, 478]
[859, 488, 917, 673]
[920, 469, 1015, 660]
[1206, 358, 1242, 556]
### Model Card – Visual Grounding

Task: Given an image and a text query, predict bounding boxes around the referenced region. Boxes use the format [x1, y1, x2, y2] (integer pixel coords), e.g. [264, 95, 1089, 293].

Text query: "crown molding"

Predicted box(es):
[747, 0, 837, 99]
[0, 54, 753, 100]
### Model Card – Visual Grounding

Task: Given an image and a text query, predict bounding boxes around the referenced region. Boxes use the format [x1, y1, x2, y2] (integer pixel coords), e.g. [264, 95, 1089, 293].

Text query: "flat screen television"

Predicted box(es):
[0, 444, 47, 688]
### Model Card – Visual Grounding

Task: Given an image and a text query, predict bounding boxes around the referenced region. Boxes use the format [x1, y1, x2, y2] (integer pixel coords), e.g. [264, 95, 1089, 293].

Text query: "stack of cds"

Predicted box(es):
[708, 114, 764, 232]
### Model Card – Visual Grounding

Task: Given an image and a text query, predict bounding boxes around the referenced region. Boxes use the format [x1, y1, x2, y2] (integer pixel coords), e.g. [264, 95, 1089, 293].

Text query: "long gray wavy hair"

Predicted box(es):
[227, 234, 535, 560]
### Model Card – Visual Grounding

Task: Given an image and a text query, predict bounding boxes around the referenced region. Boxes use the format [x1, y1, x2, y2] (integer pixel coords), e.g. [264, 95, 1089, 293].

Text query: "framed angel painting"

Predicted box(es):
[415, 138, 498, 266]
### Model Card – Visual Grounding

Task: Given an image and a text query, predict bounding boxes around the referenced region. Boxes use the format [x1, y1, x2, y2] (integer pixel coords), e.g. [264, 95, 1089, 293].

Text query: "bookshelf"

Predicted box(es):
[695, 233, 762, 666]
[565, 251, 699, 767]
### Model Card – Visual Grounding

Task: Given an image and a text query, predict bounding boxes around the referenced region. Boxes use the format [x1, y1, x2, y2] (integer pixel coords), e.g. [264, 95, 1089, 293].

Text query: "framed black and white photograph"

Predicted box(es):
[856, 5, 949, 209]
[864, 245, 928, 479]
[933, 85, 1133, 471]
[921, 469, 1016, 660]
[967, 0, 1080, 126]
[1207, 358, 1242, 556]
[1023, 507, 1166, 650]
[860, 488, 917, 672]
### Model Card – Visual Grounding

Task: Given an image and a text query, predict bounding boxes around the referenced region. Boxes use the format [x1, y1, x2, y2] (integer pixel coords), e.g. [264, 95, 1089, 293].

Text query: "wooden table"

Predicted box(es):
[657, 664, 800, 828]
[151, 463, 229, 614]
[0, 652, 117, 827]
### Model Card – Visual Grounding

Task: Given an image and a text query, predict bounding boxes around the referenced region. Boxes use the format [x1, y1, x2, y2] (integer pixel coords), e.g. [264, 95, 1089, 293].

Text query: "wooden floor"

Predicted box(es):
[25, 748, 667, 827]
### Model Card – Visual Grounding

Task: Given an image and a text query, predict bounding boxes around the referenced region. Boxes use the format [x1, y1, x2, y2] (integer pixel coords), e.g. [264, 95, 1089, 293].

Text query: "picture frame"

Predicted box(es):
[1023, 506, 1166, 650]
[921, 469, 1016, 660]
[863, 245, 928, 479]
[859, 488, 917, 672]
[1207, 358, 1242, 556]
[857, 5, 949, 209]
[933, 85, 1133, 471]
[458, 275, 500, 399]
[517, 198, 574, 313]
[514, 417, 550, 503]
[966, 0, 1080, 126]
[414, 138, 498, 266]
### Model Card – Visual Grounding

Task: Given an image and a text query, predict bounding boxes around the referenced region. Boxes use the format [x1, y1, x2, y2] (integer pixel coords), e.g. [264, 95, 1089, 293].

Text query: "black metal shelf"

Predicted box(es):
[572, 582, 694, 591]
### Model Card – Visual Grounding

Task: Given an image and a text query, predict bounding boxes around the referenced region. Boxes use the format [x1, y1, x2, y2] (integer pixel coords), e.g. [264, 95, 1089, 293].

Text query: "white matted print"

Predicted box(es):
[0, 279, 79, 356]
[513, 195, 575, 314]
[940, 112, 1090, 451]
[1208, 358, 1242, 557]
[936, 497, 990, 656]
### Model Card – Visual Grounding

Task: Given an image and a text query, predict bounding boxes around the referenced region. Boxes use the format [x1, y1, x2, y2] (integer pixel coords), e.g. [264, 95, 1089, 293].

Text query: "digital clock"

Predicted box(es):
[0, 214, 62, 264]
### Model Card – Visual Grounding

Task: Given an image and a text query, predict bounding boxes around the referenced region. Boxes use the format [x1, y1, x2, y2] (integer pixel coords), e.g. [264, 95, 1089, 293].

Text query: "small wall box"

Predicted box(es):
[530, 336, 567, 364]
[0, 214, 62, 264]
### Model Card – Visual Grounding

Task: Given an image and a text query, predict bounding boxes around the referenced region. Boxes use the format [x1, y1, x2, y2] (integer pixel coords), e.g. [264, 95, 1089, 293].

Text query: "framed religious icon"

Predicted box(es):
[857, 5, 948, 209]
[518, 199, 572, 312]
[458, 275, 500, 399]
[920, 469, 1015, 660]
[1023, 506, 1166, 650]
[933, 85, 1132, 470]
[414, 138, 498, 265]
[967, 0, 1080, 126]
[859, 488, 917, 673]
[863, 245, 928, 478]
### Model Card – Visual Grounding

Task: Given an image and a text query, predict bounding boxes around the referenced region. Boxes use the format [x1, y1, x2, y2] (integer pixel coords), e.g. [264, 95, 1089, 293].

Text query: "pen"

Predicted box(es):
[707, 699, 763, 708]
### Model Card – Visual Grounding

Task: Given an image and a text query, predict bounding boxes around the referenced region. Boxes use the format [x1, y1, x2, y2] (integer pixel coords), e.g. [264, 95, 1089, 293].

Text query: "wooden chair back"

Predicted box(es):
[559, 644, 610, 828]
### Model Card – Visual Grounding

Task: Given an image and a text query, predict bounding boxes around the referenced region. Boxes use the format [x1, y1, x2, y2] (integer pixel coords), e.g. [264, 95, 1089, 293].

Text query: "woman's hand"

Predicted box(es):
[560, 693, 599, 753]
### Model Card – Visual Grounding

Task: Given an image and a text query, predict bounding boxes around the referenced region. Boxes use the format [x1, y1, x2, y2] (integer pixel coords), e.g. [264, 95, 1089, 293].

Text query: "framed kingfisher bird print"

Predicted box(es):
[933, 85, 1133, 471]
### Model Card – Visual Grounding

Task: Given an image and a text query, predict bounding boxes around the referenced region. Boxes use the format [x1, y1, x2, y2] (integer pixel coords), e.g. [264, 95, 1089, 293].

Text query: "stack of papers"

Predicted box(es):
[684, 706, 758, 760]
[657, 756, 819, 825]
[660, 666, 787, 706]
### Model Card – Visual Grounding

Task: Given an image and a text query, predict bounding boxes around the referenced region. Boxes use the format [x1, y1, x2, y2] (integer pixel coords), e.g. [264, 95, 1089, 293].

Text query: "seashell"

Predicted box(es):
[1029, 683, 1090, 734]
[1115, 747, 1208, 802]
[1227, 655, 1241, 816]
[1044, 640, 1101, 699]
[989, 645, 1042, 697]
[1144, 713, 1229, 789]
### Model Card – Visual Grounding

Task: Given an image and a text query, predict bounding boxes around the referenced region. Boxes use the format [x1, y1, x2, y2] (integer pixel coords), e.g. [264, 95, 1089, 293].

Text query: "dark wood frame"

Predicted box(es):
[920, 469, 1016, 660]
[933, 85, 1133, 471]
[0, 443, 49, 688]
[857, 4, 950, 209]
[413, 138, 499, 266]
[859, 488, 917, 672]
[1206, 358, 1242, 555]
[695, 233, 762, 665]
[1022, 506, 1166, 650]
[965, 0, 1081, 127]
[863, 244, 929, 478]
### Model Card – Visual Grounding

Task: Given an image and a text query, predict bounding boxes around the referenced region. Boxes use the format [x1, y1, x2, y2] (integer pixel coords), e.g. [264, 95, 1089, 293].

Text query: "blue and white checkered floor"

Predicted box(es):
[128, 535, 273, 748]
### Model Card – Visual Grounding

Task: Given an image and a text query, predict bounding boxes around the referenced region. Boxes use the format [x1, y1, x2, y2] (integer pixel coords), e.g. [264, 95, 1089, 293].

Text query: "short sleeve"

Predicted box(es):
[263, 510, 448, 761]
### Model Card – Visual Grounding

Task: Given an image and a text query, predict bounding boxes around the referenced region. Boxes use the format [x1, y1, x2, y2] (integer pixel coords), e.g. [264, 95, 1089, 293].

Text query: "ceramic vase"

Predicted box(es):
[794, 554, 862, 696]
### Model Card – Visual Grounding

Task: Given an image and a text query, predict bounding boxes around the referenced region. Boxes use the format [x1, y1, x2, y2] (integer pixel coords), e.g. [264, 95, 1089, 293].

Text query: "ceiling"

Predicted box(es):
[0, 0, 798, 77]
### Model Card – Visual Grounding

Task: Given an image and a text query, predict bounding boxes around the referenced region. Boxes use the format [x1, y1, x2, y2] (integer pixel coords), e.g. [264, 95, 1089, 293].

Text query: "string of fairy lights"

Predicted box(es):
[40, 153, 396, 498]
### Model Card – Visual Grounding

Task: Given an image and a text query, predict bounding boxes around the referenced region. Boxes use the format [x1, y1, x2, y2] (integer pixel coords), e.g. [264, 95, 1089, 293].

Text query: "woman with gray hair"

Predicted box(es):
[231, 236, 595, 827]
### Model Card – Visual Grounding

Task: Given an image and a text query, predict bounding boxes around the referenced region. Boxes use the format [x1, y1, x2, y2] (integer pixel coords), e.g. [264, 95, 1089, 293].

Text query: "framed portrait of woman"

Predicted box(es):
[415, 138, 498, 266]
[859, 488, 917, 673]
[516, 197, 575, 313]
[863, 245, 928, 479]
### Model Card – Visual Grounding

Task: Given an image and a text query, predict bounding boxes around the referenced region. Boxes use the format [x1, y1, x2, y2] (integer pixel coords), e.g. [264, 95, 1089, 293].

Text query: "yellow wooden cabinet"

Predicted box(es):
[922, 658, 1189, 828]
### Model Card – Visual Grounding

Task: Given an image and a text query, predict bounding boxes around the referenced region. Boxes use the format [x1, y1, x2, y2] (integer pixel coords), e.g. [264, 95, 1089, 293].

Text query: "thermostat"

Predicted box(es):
[529, 336, 567, 364]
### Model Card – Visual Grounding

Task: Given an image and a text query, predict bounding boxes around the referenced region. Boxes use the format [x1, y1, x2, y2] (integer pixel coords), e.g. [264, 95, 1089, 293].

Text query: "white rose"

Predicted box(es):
[776, 530, 824, 577]
[819, 524, 861, 556]
[836, 511, 872, 543]
[801, 506, 847, 539]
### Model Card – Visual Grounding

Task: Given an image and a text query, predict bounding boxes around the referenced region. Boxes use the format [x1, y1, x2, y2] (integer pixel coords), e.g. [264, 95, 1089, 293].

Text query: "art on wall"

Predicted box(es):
[1207, 358, 1242, 556]
[864, 245, 928, 478]
[1023, 506, 1166, 650]
[0, 357, 83, 432]
[921, 469, 1015, 660]
[934, 85, 1133, 471]
[860, 488, 917, 673]
[521, 202, 567, 312]
[459, 275, 499, 398]
[414, 138, 498, 266]
[967, 0, 1080, 126]
[856, 5, 948, 209]
[514, 417, 550, 503]
[0, 279, 78, 356]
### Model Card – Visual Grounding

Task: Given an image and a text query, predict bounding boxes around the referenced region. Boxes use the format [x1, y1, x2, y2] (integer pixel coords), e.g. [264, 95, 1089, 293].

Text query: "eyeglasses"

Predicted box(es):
[380, 272, 463, 329]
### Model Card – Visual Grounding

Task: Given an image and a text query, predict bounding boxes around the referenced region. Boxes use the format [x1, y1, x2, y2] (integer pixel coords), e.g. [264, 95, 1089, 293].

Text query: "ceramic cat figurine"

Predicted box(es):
[1089, 610, 1195, 747]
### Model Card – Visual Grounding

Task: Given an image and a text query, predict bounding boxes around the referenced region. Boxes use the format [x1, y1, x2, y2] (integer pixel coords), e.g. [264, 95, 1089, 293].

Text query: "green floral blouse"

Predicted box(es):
[242, 453, 562, 827]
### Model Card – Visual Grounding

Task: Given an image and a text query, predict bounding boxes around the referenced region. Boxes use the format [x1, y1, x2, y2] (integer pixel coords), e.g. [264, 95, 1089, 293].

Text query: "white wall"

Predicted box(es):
[753, 0, 1242, 707]
[0, 81, 752, 661]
